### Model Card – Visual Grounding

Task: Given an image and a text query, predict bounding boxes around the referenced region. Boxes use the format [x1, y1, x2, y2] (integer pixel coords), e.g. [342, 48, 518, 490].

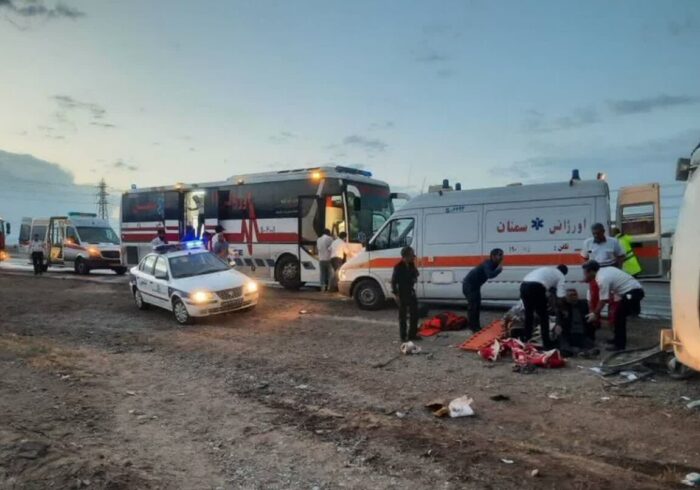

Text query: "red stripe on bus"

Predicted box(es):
[633, 244, 660, 258]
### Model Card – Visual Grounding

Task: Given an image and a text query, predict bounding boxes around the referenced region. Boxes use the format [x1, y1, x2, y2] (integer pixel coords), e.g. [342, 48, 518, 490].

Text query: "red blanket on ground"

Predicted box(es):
[418, 312, 468, 337]
[478, 338, 566, 368]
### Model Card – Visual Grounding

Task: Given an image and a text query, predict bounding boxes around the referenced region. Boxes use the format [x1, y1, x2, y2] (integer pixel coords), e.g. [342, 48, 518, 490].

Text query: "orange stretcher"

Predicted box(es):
[458, 319, 507, 352]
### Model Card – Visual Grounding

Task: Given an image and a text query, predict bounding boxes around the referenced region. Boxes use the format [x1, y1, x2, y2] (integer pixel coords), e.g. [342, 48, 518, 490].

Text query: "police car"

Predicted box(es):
[129, 242, 259, 324]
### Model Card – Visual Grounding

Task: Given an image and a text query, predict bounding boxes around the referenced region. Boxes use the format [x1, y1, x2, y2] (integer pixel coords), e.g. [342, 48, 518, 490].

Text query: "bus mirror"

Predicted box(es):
[353, 197, 361, 211]
[5, 223, 10, 235]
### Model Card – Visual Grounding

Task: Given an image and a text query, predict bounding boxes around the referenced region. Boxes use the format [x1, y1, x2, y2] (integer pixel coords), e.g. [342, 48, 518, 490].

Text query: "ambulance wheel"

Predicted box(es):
[354, 279, 385, 310]
[75, 258, 90, 275]
[276, 255, 302, 290]
[133, 288, 148, 310]
[172, 298, 193, 325]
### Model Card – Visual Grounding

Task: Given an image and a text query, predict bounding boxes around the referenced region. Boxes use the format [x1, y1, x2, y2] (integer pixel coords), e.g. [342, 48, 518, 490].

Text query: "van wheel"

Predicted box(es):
[133, 288, 148, 310]
[75, 258, 90, 275]
[276, 255, 302, 290]
[353, 279, 385, 310]
[113, 267, 127, 275]
[172, 298, 193, 325]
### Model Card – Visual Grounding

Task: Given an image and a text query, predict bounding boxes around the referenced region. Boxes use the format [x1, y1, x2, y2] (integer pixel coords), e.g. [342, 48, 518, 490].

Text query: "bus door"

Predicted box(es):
[616, 184, 661, 277]
[298, 196, 325, 283]
[47, 217, 68, 265]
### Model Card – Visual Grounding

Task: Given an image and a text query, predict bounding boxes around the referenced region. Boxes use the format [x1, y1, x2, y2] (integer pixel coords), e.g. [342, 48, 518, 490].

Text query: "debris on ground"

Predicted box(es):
[490, 394, 510, 402]
[400, 341, 422, 355]
[418, 312, 468, 337]
[530, 469, 540, 477]
[501, 458, 514, 464]
[479, 338, 565, 369]
[682, 472, 700, 486]
[426, 396, 475, 418]
[686, 400, 700, 410]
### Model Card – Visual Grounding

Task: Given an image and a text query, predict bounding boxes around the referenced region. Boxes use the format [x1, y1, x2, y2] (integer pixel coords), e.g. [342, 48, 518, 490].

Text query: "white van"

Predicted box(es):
[19, 213, 126, 275]
[338, 179, 611, 309]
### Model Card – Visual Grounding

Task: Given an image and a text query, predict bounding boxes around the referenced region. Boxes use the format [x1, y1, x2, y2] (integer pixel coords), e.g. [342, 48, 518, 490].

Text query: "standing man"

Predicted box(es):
[581, 223, 625, 268]
[391, 246, 419, 342]
[611, 226, 642, 277]
[30, 233, 46, 275]
[519, 265, 568, 349]
[329, 231, 350, 292]
[316, 228, 333, 292]
[462, 248, 504, 332]
[150, 228, 168, 249]
[582, 261, 645, 352]
[213, 226, 229, 261]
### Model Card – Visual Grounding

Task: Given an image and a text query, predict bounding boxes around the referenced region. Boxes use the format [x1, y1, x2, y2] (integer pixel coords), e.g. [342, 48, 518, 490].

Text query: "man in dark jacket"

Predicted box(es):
[391, 246, 419, 342]
[462, 248, 504, 331]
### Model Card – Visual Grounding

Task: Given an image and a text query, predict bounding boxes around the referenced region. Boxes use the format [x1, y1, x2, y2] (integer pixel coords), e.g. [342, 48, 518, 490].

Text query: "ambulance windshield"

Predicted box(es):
[77, 227, 120, 244]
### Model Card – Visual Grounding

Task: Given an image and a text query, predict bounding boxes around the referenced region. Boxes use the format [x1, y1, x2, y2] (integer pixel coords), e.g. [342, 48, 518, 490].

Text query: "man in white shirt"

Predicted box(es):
[581, 223, 625, 267]
[30, 234, 46, 275]
[150, 228, 168, 250]
[316, 228, 333, 292]
[583, 260, 645, 352]
[519, 265, 568, 349]
[329, 231, 350, 292]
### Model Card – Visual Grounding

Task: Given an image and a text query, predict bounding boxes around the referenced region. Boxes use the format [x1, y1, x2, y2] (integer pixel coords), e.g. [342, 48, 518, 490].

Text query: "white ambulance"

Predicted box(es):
[338, 179, 612, 309]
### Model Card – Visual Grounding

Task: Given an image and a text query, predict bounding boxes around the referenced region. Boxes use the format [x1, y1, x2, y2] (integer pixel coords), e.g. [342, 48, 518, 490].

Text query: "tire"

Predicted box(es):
[172, 297, 193, 325]
[353, 279, 385, 311]
[667, 355, 693, 380]
[113, 267, 127, 275]
[75, 258, 90, 275]
[276, 255, 302, 290]
[133, 288, 149, 310]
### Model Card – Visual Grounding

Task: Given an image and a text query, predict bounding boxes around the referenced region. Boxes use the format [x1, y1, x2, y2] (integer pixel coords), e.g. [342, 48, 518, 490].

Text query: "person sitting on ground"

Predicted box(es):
[582, 260, 645, 352]
[555, 289, 598, 357]
[519, 264, 568, 349]
[391, 246, 420, 342]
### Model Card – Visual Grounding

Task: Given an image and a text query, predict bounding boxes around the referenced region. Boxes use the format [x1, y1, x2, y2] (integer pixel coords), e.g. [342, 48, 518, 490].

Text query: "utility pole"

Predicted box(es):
[97, 179, 109, 220]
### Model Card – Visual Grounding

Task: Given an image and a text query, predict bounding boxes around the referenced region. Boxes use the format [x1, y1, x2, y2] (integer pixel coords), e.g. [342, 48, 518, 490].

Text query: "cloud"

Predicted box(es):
[0, 0, 84, 22]
[112, 160, 138, 172]
[91, 122, 116, 129]
[52, 94, 106, 120]
[668, 17, 694, 37]
[412, 49, 450, 63]
[341, 134, 388, 153]
[270, 131, 297, 143]
[368, 121, 395, 131]
[523, 107, 600, 132]
[607, 94, 700, 115]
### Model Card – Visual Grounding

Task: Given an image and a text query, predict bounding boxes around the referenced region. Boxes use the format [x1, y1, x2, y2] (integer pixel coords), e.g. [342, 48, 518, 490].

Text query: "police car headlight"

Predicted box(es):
[245, 281, 258, 294]
[191, 290, 215, 303]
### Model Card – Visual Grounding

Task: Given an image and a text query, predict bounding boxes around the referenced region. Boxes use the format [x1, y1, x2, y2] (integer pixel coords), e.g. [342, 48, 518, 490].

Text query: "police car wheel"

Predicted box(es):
[354, 279, 385, 311]
[172, 298, 193, 325]
[133, 288, 148, 310]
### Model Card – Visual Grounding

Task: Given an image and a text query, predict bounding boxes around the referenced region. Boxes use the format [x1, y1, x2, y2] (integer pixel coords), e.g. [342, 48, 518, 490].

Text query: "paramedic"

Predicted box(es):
[611, 226, 642, 277]
[30, 234, 46, 275]
[582, 261, 645, 352]
[316, 228, 333, 292]
[519, 265, 568, 349]
[329, 231, 350, 292]
[581, 223, 624, 268]
[150, 228, 168, 249]
[391, 246, 419, 342]
[462, 248, 504, 331]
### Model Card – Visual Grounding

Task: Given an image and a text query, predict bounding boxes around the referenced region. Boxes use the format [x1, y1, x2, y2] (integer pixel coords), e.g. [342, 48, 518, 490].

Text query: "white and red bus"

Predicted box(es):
[121, 166, 402, 288]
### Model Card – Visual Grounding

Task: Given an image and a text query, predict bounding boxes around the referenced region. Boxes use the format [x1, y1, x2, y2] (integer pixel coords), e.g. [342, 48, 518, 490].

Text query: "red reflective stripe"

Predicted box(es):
[223, 232, 298, 243]
[634, 244, 660, 258]
[344, 253, 583, 270]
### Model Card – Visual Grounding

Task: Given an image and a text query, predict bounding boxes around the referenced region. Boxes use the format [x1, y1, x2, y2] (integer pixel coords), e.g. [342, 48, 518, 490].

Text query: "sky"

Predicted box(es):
[0, 0, 698, 231]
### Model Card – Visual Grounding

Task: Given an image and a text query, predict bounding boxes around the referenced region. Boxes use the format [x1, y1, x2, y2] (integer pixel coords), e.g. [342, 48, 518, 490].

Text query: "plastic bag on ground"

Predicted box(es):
[400, 341, 422, 355]
[448, 396, 475, 418]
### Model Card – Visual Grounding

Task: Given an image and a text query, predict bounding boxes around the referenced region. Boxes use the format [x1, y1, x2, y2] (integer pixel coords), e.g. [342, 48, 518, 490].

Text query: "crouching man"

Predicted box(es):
[519, 264, 568, 349]
[556, 289, 598, 357]
[582, 260, 645, 352]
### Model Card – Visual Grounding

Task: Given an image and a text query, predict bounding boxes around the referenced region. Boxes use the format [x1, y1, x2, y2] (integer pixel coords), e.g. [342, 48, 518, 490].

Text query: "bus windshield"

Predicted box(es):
[77, 227, 120, 244]
[345, 183, 393, 243]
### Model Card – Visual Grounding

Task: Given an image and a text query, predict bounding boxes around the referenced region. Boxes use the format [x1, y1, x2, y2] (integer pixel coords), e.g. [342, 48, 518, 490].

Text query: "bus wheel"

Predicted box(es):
[353, 279, 385, 311]
[75, 258, 90, 275]
[276, 255, 302, 290]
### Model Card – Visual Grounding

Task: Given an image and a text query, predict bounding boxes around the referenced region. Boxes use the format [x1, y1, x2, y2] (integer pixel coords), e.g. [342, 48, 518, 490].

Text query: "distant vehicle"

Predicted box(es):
[0, 216, 9, 261]
[340, 177, 653, 309]
[121, 166, 406, 289]
[18, 213, 126, 275]
[661, 143, 700, 372]
[129, 242, 259, 325]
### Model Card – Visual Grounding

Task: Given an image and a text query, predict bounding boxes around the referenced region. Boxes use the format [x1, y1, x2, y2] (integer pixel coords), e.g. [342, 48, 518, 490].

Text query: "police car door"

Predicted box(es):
[151, 256, 171, 307]
[368, 215, 419, 298]
[136, 255, 158, 305]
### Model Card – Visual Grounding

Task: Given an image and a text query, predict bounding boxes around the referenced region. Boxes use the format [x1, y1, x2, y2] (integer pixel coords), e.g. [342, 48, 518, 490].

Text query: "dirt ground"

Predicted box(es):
[1, 272, 699, 489]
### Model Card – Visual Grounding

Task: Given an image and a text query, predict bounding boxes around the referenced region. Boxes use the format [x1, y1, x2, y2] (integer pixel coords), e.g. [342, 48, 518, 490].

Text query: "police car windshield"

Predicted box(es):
[169, 252, 230, 278]
[77, 227, 120, 244]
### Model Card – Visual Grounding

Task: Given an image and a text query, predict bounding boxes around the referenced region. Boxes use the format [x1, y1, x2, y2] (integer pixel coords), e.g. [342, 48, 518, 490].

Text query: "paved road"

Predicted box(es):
[0, 257, 673, 318]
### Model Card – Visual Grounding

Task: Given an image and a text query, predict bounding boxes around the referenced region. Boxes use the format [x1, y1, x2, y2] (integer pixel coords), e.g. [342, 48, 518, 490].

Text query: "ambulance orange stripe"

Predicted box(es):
[344, 253, 584, 270]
